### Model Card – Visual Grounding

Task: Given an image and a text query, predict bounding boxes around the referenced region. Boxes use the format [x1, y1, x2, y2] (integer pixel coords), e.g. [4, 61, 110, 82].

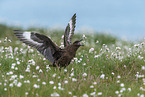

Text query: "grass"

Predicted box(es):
[0, 23, 145, 97]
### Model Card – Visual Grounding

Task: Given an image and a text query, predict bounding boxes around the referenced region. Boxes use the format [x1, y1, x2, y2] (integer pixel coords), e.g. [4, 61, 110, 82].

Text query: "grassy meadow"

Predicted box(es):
[0, 24, 145, 97]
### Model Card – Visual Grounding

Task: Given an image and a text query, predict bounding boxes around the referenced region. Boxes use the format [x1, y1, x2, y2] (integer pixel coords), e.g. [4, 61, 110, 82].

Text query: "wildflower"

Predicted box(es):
[52, 73, 56, 77]
[82, 63, 86, 66]
[89, 48, 94, 53]
[116, 47, 121, 50]
[64, 69, 67, 72]
[96, 40, 99, 43]
[68, 92, 72, 94]
[128, 88, 131, 91]
[94, 55, 100, 58]
[37, 79, 40, 81]
[138, 55, 143, 60]
[33, 84, 40, 88]
[134, 44, 139, 48]
[17, 82, 22, 87]
[49, 81, 54, 84]
[42, 82, 46, 85]
[115, 91, 119, 94]
[36, 66, 40, 70]
[117, 75, 121, 79]
[51, 92, 60, 97]
[142, 66, 145, 70]
[4, 88, 7, 91]
[70, 72, 74, 76]
[53, 86, 56, 89]
[120, 83, 124, 87]
[25, 92, 29, 95]
[15, 67, 18, 70]
[98, 92, 102, 95]
[19, 75, 24, 79]
[39, 69, 43, 73]
[83, 73, 87, 77]
[93, 82, 97, 85]
[82, 94, 88, 97]
[64, 80, 68, 84]
[111, 72, 115, 75]
[17, 61, 20, 65]
[72, 78, 77, 81]
[90, 85, 94, 88]
[9, 83, 13, 87]
[100, 74, 105, 79]
[90, 92, 96, 96]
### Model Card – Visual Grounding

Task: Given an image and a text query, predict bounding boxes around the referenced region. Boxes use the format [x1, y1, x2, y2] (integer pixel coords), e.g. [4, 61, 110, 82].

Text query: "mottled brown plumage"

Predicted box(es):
[14, 13, 83, 68]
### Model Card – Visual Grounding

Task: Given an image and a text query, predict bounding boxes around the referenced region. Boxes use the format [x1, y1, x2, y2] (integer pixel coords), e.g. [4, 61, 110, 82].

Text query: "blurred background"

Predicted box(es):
[0, 0, 145, 41]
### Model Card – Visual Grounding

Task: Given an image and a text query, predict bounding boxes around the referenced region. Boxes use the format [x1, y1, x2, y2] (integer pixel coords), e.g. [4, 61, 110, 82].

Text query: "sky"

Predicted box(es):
[0, 0, 145, 41]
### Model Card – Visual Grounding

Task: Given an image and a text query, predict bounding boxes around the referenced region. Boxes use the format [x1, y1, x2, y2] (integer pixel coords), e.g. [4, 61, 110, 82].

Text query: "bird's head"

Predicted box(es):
[73, 39, 84, 47]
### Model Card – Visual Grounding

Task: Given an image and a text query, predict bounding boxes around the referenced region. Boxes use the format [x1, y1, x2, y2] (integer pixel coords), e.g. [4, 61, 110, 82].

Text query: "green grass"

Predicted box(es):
[0, 24, 145, 97]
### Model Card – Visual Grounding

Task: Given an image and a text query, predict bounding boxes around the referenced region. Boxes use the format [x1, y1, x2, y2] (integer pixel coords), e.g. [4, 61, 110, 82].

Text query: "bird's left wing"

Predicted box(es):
[14, 30, 60, 63]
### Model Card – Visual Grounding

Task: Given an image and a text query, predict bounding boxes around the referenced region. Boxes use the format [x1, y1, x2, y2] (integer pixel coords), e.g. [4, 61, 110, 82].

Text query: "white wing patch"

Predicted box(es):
[22, 32, 42, 45]
[68, 19, 73, 43]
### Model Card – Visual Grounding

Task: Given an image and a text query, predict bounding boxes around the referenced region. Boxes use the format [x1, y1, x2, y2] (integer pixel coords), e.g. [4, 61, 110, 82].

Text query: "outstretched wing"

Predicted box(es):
[64, 13, 76, 47]
[14, 30, 60, 63]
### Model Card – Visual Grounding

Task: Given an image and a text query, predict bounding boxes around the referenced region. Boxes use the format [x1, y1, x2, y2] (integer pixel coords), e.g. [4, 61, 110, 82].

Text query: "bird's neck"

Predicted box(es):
[65, 45, 80, 57]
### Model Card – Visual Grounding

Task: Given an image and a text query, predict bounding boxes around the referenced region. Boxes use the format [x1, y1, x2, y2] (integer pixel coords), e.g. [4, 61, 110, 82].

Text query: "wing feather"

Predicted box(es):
[64, 13, 76, 47]
[14, 30, 60, 63]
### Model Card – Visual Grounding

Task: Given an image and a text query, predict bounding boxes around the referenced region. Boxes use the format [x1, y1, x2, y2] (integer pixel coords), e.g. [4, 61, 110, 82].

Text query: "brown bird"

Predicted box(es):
[14, 13, 83, 68]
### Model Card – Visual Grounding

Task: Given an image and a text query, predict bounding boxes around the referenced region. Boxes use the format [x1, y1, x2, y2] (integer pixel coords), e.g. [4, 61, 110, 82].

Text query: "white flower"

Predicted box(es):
[90, 85, 94, 88]
[70, 72, 74, 76]
[115, 91, 119, 94]
[17, 61, 20, 65]
[19, 75, 24, 79]
[49, 81, 54, 84]
[17, 82, 22, 87]
[116, 47, 121, 50]
[142, 66, 145, 70]
[51, 92, 60, 97]
[58, 83, 61, 86]
[117, 75, 121, 79]
[72, 78, 77, 81]
[83, 73, 87, 77]
[9, 83, 13, 87]
[4, 88, 7, 91]
[138, 55, 143, 59]
[68, 92, 72, 94]
[100, 74, 105, 79]
[25, 92, 29, 95]
[53, 86, 56, 89]
[111, 72, 115, 75]
[64, 80, 68, 84]
[52, 73, 56, 77]
[36, 66, 40, 70]
[82, 94, 88, 97]
[98, 92, 102, 95]
[96, 40, 99, 43]
[90, 92, 96, 96]
[120, 83, 124, 87]
[15, 67, 18, 70]
[39, 69, 43, 73]
[42, 82, 46, 85]
[128, 88, 131, 91]
[93, 82, 97, 85]
[94, 55, 100, 58]
[89, 48, 94, 53]
[33, 84, 40, 88]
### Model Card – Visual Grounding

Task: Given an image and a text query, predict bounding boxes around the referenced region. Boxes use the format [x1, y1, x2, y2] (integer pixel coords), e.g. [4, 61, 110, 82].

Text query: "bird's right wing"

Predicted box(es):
[14, 30, 60, 63]
[64, 13, 76, 47]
